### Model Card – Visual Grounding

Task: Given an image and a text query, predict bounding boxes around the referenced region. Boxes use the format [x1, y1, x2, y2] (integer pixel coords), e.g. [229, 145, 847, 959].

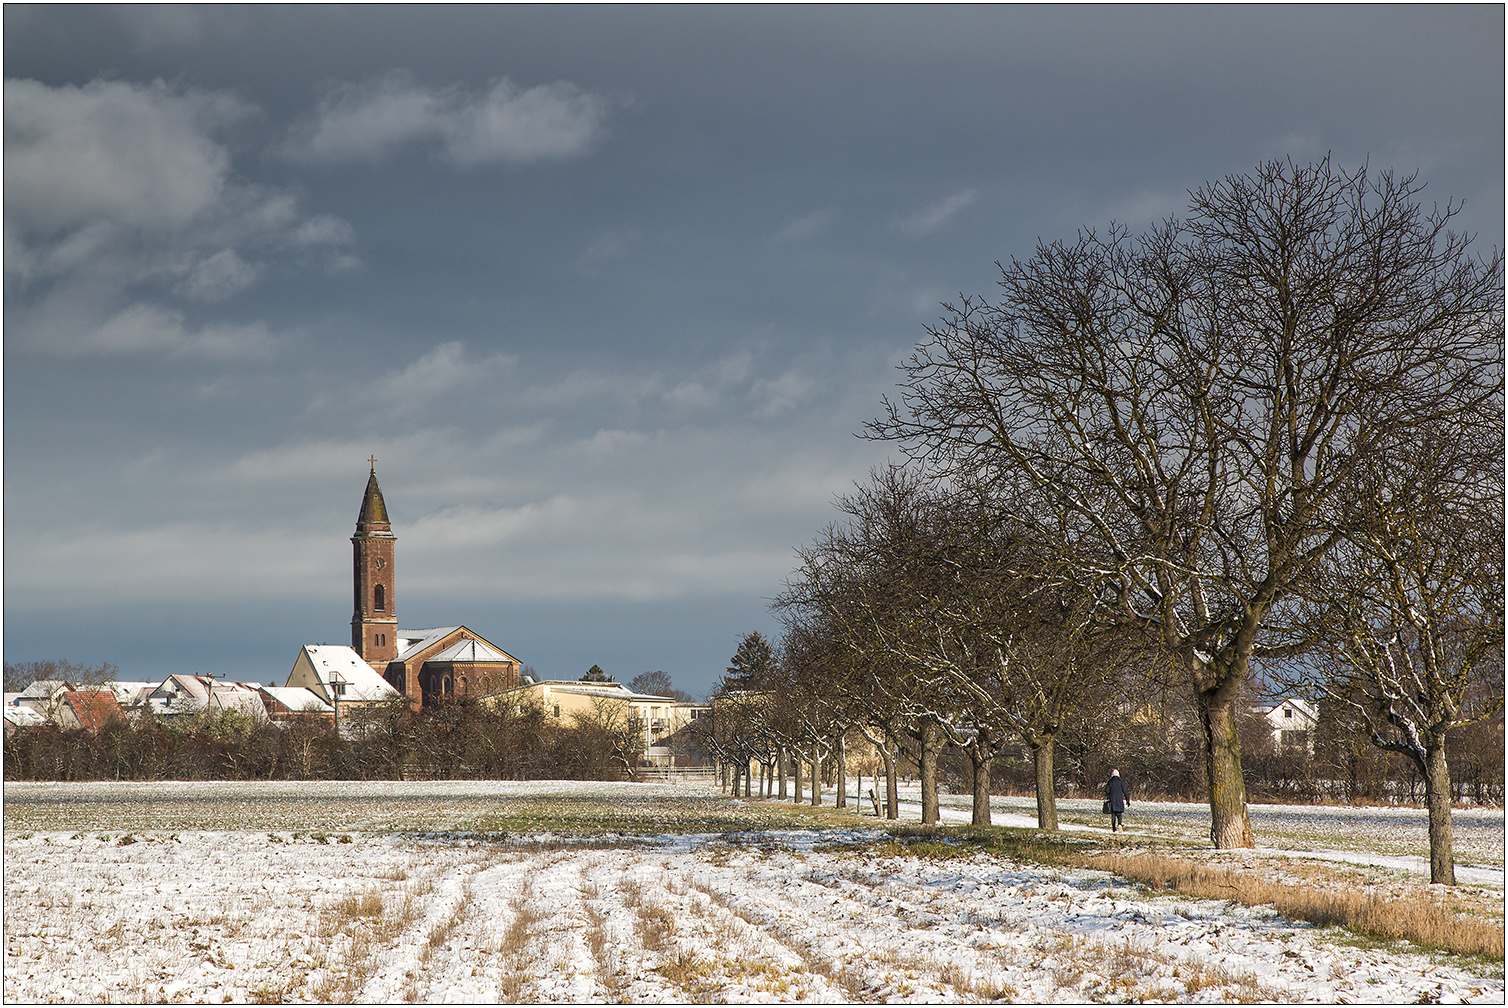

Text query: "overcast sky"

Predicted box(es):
[5, 6, 1503, 698]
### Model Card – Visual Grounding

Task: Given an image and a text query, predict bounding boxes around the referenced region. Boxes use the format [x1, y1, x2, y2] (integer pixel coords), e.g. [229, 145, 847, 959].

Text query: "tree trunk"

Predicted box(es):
[1201, 694, 1254, 848]
[793, 753, 803, 803]
[882, 740, 899, 819]
[918, 719, 938, 825]
[778, 746, 788, 799]
[835, 734, 847, 809]
[1029, 733, 1058, 830]
[968, 729, 992, 826]
[743, 761, 752, 797]
[810, 753, 822, 806]
[1423, 740, 1457, 885]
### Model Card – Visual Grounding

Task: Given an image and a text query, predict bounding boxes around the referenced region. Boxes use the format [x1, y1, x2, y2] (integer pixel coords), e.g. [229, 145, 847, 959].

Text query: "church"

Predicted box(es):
[347, 461, 523, 708]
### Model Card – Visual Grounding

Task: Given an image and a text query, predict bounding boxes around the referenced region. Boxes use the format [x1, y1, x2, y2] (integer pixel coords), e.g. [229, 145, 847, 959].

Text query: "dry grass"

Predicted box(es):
[310, 876, 434, 1002]
[1094, 851, 1504, 960]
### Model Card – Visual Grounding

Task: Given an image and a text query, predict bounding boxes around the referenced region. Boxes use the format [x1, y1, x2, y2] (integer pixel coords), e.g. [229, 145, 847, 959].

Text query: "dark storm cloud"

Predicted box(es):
[5, 5, 1501, 695]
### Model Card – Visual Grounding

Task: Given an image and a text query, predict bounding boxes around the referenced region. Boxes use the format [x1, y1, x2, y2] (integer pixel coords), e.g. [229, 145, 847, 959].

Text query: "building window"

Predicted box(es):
[1283, 708, 1293, 719]
[374, 584, 385, 612]
[553, 705, 561, 718]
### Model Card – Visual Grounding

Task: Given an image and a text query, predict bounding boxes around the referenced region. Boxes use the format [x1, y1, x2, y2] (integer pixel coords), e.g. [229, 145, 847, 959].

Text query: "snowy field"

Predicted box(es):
[4, 780, 1504, 1004]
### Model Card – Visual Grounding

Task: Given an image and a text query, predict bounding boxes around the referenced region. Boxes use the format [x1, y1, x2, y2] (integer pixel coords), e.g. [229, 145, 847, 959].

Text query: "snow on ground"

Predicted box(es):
[892, 786, 1506, 887]
[4, 780, 1504, 1004]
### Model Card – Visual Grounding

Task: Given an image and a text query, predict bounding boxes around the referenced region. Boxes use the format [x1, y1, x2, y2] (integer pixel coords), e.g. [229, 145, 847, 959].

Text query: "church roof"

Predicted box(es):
[397, 627, 462, 660]
[356, 469, 391, 532]
[428, 638, 515, 664]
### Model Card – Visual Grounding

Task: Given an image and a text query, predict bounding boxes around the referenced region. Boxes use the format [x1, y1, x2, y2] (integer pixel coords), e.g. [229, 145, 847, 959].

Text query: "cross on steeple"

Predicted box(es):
[368, 455, 377, 472]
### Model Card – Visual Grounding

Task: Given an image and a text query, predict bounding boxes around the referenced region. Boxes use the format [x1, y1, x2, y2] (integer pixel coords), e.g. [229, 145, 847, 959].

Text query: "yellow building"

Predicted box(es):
[481, 679, 707, 768]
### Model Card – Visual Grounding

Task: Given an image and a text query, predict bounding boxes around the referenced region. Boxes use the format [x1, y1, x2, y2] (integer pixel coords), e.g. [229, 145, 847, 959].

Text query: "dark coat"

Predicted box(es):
[1105, 775, 1130, 813]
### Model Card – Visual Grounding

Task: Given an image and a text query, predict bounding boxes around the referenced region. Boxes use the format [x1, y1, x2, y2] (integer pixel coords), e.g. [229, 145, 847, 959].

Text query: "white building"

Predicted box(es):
[1257, 697, 1319, 755]
[285, 645, 403, 710]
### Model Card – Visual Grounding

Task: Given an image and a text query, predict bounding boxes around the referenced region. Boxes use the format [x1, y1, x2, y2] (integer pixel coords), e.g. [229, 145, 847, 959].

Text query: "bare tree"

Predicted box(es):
[1282, 422, 1503, 883]
[4, 658, 119, 693]
[872, 158, 1503, 847]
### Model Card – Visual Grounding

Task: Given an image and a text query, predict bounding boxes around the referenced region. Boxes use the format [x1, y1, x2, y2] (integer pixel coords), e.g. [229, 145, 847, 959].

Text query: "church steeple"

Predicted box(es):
[356, 467, 391, 530]
[351, 458, 397, 668]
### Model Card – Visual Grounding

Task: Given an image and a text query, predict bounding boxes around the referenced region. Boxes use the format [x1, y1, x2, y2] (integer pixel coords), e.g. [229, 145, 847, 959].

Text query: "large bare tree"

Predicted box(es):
[873, 158, 1503, 847]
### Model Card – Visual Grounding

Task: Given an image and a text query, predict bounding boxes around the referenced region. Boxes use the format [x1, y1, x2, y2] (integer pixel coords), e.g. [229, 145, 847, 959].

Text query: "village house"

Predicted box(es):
[56, 689, 123, 732]
[1257, 697, 1319, 756]
[259, 685, 335, 725]
[13, 679, 72, 720]
[284, 644, 401, 726]
[3, 699, 48, 734]
[143, 675, 270, 724]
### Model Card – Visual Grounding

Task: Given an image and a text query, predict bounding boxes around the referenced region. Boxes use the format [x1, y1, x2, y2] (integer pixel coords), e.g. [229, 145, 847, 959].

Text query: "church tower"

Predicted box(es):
[351, 459, 397, 669]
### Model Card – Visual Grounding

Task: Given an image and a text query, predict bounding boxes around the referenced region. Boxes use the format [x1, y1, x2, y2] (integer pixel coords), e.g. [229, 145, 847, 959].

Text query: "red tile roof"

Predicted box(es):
[63, 690, 122, 731]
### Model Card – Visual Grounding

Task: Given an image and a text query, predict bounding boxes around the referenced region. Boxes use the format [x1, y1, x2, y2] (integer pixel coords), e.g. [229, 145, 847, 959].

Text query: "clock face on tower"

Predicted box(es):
[375, 558, 385, 570]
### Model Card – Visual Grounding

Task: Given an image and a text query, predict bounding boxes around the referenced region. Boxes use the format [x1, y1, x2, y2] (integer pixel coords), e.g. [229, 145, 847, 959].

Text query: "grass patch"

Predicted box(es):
[1095, 851, 1504, 961]
[830, 824, 1503, 963]
[830, 823, 1101, 864]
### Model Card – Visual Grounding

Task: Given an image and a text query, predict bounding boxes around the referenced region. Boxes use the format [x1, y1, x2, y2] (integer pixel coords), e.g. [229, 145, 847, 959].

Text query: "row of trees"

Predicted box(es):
[701, 159, 1502, 885]
[4, 698, 653, 782]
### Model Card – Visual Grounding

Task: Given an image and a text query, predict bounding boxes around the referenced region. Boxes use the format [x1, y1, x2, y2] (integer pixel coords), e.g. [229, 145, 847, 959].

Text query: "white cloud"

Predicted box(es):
[284, 70, 614, 167]
[5, 77, 357, 358]
[662, 381, 717, 411]
[364, 341, 516, 413]
[293, 214, 357, 248]
[897, 188, 979, 235]
[446, 79, 610, 166]
[773, 206, 839, 242]
[5, 77, 249, 235]
[576, 229, 637, 274]
[79, 303, 276, 360]
[751, 369, 815, 417]
[1103, 189, 1182, 226]
[181, 248, 259, 301]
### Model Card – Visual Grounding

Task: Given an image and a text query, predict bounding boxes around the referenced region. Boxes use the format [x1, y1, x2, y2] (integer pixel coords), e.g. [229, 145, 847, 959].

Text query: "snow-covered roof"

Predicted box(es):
[396, 627, 462, 660]
[4, 705, 47, 728]
[17, 679, 69, 699]
[103, 681, 156, 706]
[210, 688, 268, 723]
[1258, 697, 1318, 718]
[261, 686, 333, 715]
[293, 645, 402, 702]
[536, 681, 680, 704]
[153, 675, 212, 701]
[428, 638, 514, 664]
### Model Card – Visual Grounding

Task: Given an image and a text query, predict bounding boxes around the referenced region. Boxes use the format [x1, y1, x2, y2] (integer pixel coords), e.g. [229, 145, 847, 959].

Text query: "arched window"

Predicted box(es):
[374, 584, 385, 612]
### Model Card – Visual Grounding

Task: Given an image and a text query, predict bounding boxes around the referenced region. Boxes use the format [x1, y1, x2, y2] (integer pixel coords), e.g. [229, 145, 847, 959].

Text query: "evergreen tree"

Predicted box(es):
[725, 633, 777, 691]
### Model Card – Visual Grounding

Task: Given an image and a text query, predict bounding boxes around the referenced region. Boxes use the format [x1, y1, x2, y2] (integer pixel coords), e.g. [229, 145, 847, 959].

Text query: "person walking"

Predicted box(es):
[1105, 769, 1131, 832]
